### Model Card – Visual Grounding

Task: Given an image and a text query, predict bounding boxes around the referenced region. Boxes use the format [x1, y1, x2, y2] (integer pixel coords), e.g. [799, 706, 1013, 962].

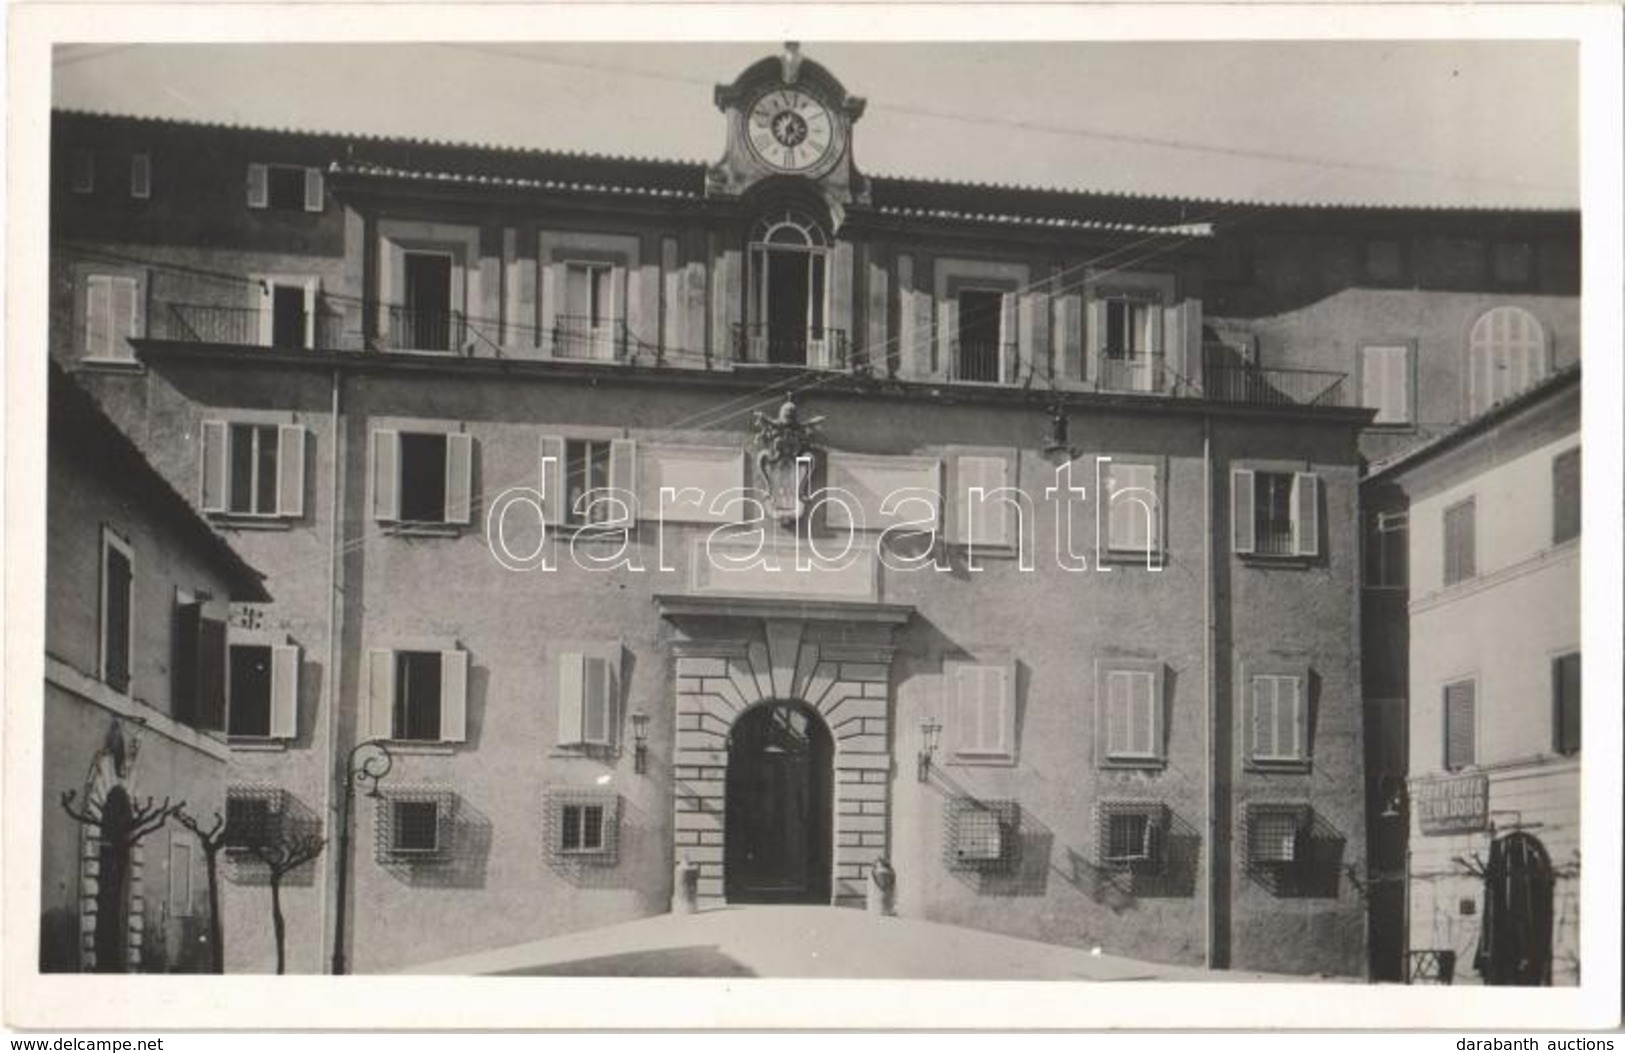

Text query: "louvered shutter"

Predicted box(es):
[607, 439, 637, 527]
[955, 455, 1010, 547]
[197, 616, 227, 732]
[85, 276, 111, 357]
[1292, 473, 1320, 557]
[998, 293, 1019, 383]
[269, 645, 300, 739]
[200, 420, 228, 513]
[366, 650, 396, 740]
[371, 429, 400, 521]
[111, 277, 138, 356]
[1231, 469, 1256, 554]
[539, 435, 566, 526]
[1553, 653, 1581, 755]
[303, 168, 324, 213]
[1131, 672, 1156, 756]
[1086, 297, 1107, 380]
[1444, 681, 1475, 770]
[276, 424, 305, 518]
[581, 656, 613, 745]
[1275, 677, 1302, 759]
[247, 164, 268, 209]
[978, 665, 1009, 755]
[1105, 671, 1130, 757]
[948, 664, 976, 755]
[444, 432, 473, 525]
[440, 649, 468, 742]
[557, 652, 585, 745]
[1251, 677, 1276, 759]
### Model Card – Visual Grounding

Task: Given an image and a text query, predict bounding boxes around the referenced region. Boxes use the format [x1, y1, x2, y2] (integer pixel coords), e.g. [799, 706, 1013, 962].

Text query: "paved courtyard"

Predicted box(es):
[400, 906, 1346, 981]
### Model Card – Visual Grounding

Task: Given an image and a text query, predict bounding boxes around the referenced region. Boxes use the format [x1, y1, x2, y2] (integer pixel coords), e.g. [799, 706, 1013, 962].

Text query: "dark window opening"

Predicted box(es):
[393, 650, 442, 742]
[398, 433, 449, 524]
[1553, 448, 1580, 545]
[402, 253, 454, 351]
[956, 290, 1005, 382]
[393, 801, 440, 853]
[270, 286, 307, 348]
[227, 423, 279, 516]
[228, 644, 273, 738]
[1364, 511, 1409, 588]
[561, 804, 605, 852]
[564, 439, 611, 527]
[1552, 652, 1580, 756]
[1253, 471, 1295, 557]
[266, 166, 306, 210]
[102, 541, 132, 693]
[224, 795, 274, 850]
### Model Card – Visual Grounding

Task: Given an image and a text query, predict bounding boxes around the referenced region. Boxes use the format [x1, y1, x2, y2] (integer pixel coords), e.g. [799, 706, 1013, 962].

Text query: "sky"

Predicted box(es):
[52, 40, 1579, 208]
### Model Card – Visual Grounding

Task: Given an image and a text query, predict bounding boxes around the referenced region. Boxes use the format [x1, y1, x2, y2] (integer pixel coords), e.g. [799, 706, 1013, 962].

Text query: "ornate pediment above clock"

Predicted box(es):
[708, 43, 870, 215]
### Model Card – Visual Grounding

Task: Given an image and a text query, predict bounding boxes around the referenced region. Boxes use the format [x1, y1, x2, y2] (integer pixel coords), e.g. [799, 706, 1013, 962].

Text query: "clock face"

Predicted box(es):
[746, 89, 837, 173]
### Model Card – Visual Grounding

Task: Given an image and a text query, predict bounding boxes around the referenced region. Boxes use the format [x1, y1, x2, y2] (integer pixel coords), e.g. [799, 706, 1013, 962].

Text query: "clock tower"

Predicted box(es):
[708, 43, 869, 220]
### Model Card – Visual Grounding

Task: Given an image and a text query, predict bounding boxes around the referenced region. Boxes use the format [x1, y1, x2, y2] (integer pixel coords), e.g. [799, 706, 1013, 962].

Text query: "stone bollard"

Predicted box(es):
[672, 855, 700, 914]
[867, 856, 896, 916]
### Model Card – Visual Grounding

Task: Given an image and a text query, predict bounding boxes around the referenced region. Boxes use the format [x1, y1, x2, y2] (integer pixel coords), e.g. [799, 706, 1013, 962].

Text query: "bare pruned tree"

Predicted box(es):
[173, 806, 227, 973]
[248, 830, 326, 975]
[58, 790, 184, 973]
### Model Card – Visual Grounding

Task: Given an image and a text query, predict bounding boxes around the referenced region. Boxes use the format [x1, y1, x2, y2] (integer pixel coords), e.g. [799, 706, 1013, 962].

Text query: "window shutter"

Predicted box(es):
[130, 153, 151, 199]
[1251, 677, 1275, 758]
[111, 277, 139, 352]
[247, 163, 268, 208]
[444, 432, 473, 525]
[1086, 297, 1107, 361]
[371, 429, 400, 521]
[197, 616, 227, 732]
[557, 652, 585, 745]
[269, 645, 299, 739]
[85, 275, 111, 357]
[947, 664, 975, 753]
[1553, 653, 1581, 755]
[303, 168, 324, 213]
[1291, 472, 1320, 557]
[1105, 671, 1129, 757]
[439, 649, 468, 743]
[172, 603, 202, 727]
[1231, 469, 1256, 554]
[366, 649, 396, 740]
[606, 439, 637, 526]
[539, 435, 566, 526]
[276, 424, 306, 518]
[954, 455, 1010, 547]
[998, 293, 1019, 383]
[199, 420, 229, 513]
[1275, 677, 1302, 759]
[1552, 448, 1581, 544]
[1444, 681, 1476, 770]
[1133, 671, 1157, 756]
[978, 665, 1009, 755]
[581, 656, 613, 745]
[1387, 350, 1410, 423]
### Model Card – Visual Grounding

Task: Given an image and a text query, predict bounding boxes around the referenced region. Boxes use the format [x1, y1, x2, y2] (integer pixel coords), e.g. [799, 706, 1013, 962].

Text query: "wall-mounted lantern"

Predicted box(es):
[631, 711, 651, 775]
[917, 716, 943, 783]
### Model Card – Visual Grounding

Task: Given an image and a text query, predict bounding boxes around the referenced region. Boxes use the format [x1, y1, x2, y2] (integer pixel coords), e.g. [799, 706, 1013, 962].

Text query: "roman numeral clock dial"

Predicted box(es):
[746, 89, 836, 174]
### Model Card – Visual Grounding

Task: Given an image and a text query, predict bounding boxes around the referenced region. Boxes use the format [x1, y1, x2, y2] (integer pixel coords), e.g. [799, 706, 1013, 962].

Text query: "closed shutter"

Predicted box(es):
[199, 420, 229, 513]
[539, 435, 566, 526]
[1552, 653, 1581, 755]
[268, 645, 300, 739]
[444, 432, 473, 525]
[247, 163, 268, 208]
[954, 455, 1010, 547]
[557, 652, 585, 745]
[1276, 677, 1303, 759]
[1552, 448, 1581, 544]
[1086, 296, 1107, 367]
[197, 616, 227, 731]
[1251, 677, 1276, 759]
[366, 649, 396, 740]
[110, 277, 138, 355]
[606, 439, 637, 527]
[172, 602, 202, 726]
[1444, 499, 1476, 584]
[440, 649, 468, 742]
[276, 424, 305, 518]
[85, 276, 111, 358]
[1107, 462, 1157, 552]
[1444, 681, 1476, 770]
[1231, 469, 1256, 554]
[1291, 472, 1320, 557]
[1105, 671, 1130, 757]
[103, 547, 132, 692]
[977, 665, 1009, 755]
[581, 656, 614, 745]
[303, 168, 324, 213]
[371, 429, 400, 521]
[1130, 671, 1156, 756]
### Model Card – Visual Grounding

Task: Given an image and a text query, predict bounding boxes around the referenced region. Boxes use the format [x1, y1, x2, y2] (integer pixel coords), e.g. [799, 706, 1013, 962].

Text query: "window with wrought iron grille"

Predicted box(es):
[1245, 804, 1308, 867]
[943, 797, 1019, 873]
[376, 790, 457, 862]
[1096, 801, 1167, 870]
[544, 790, 621, 866]
[223, 787, 285, 853]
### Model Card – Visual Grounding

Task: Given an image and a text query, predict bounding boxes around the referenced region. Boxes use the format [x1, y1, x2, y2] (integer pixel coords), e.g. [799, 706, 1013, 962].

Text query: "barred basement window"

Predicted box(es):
[223, 787, 286, 854]
[943, 797, 1020, 873]
[1245, 803, 1309, 867]
[376, 790, 458, 863]
[1096, 801, 1168, 870]
[544, 790, 621, 866]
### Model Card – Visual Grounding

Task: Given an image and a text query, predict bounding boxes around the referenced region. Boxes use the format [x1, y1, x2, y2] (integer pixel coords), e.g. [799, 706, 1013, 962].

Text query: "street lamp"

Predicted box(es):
[330, 739, 393, 975]
[917, 716, 943, 782]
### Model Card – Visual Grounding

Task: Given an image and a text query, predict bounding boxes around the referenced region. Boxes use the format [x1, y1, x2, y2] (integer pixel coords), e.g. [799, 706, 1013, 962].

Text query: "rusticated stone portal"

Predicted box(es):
[670, 616, 897, 908]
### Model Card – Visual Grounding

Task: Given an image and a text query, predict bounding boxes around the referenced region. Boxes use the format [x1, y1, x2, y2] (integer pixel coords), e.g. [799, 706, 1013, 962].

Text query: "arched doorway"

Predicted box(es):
[93, 787, 133, 972]
[725, 700, 833, 904]
[746, 209, 832, 367]
[1478, 831, 1555, 985]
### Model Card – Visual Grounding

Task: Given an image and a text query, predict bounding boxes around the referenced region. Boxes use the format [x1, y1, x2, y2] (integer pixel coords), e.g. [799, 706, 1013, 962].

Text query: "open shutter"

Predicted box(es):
[269, 645, 300, 739]
[247, 164, 268, 209]
[366, 649, 396, 740]
[276, 424, 305, 518]
[371, 429, 400, 522]
[998, 293, 1019, 384]
[444, 432, 473, 525]
[440, 649, 468, 742]
[1086, 296, 1107, 365]
[197, 616, 227, 732]
[581, 656, 613, 745]
[303, 168, 324, 213]
[1133, 672, 1157, 757]
[557, 652, 585, 745]
[199, 420, 228, 514]
[1231, 469, 1256, 554]
[85, 276, 111, 357]
[539, 435, 566, 527]
[607, 439, 637, 527]
[1292, 472, 1320, 557]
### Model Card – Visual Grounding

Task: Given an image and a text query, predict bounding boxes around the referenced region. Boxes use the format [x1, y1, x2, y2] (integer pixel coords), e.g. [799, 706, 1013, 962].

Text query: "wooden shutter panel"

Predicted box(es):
[955, 455, 1010, 547]
[1251, 677, 1274, 758]
[607, 439, 637, 527]
[1445, 681, 1476, 770]
[582, 656, 612, 745]
[1231, 469, 1256, 554]
[1133, 672, 1157, 756]
[439, 649, 468, 742]
[269, 645, 299, 739]
[1275, 677, 1302, 759]
[1105, 671, 1129, 757]
[111, 277, 138, 353]
[557, 652, 585, 745]
[276, 424, 305, 518]
[998, 293, 1019, 383]
[247, 163, 268, 208]
[172, 603, 201, 727]
[1292, 472, 1320, 557]
[539, 435, 566, 526]
[947, 664, 974, 754]
[444, 432, 473, 525]
[86, 275, 111, 357]
[1387, 349, 1410, 423]
[199, 420, 228, 513]
[303, 168, 324, 213]
[1553, 653, 1581, 755]
[371, 429, 400, 521]
[197, 616, 227, 732]
[979, 665, 1009, 754]
[366, 649, 396, 740]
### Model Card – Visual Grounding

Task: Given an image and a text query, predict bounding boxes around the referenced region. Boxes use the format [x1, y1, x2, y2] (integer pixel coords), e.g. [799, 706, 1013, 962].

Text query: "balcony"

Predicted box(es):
[732, 324, 849, 370]
[1203, 363, 1347, 408]
[1096, 352, 1174, 394]
[550, 315, 629, 362]
[384, 305, 479, 354]
[952, 340, 1018, 385]
[155, 302, 345, 351]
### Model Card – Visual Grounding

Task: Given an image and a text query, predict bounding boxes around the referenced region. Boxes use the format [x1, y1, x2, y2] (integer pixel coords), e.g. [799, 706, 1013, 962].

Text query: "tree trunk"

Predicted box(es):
[204, 849, 223, 974]
[270, 873, 286, 976]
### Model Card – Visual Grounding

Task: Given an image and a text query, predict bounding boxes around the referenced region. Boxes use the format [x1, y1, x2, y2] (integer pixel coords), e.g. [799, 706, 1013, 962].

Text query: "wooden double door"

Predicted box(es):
[724, 701, 833, 904]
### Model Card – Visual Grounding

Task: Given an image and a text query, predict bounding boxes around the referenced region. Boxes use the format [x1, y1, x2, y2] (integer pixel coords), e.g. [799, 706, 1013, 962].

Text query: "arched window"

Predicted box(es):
[744, 209, 835, 367]
[1467, 306, 1548, 416]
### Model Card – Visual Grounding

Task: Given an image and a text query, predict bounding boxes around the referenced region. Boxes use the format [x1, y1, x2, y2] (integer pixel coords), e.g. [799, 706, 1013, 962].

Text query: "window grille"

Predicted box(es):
[223, 786, 286, 853]
[544, 789, 621, 866]
[1095, 801, 1168, 870]
[375, 789, 458, 863]
[1245, 803, 1309, 867]
[943, 797, 1019, 873]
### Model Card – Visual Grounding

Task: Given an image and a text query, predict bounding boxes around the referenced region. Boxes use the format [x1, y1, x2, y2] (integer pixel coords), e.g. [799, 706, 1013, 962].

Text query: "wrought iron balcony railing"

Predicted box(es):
[1096, 351, 1171, 394]
[157, 302, 345, 350]
[1203, 364, 1348, 408]
[952, 340, 1019, 385]
[550, 315, 629, 362]
[732, 324, 849, 370]
[385, 305, 470, 354]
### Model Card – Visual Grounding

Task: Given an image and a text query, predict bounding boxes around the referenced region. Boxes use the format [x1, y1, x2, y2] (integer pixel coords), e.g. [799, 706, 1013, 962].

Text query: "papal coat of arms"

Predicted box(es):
[750, 396, 825, 528]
